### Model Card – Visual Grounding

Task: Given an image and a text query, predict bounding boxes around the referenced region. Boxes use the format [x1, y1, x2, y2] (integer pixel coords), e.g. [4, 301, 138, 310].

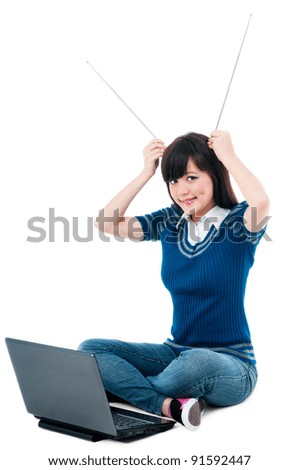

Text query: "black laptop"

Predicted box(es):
[5, 338, 174, 441]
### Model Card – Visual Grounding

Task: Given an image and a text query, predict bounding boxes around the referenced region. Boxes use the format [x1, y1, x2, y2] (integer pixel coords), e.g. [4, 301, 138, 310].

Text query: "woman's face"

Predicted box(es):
[168, 159, 215, 222]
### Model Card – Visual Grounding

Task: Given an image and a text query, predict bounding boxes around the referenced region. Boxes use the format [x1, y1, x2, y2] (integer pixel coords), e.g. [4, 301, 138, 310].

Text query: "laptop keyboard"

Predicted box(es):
[112, 411, 156, 430]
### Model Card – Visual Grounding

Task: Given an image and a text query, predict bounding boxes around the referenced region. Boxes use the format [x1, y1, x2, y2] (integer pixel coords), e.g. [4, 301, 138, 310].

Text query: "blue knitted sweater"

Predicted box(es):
[136, 201, 266, 364]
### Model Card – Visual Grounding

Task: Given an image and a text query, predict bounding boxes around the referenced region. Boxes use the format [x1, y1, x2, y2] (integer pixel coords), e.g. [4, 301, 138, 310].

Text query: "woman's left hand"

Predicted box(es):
[208, 130, 236, 163]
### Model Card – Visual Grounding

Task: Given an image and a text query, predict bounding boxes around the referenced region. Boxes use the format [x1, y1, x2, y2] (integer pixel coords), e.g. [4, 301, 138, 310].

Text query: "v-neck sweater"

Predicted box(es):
[136, 201, 266, 364]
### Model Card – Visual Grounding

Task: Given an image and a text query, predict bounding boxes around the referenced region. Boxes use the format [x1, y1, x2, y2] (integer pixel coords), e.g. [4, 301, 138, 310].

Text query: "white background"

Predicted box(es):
[0, 0, 297, 468]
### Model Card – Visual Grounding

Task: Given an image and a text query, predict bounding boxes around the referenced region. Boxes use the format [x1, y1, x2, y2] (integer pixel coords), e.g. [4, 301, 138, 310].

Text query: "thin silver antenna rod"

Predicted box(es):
[86, 61, 157, 139]
[215, 14, 252, 129]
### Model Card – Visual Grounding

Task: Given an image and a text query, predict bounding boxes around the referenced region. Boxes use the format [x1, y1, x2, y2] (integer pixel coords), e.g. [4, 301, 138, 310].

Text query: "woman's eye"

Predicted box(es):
[169, 179, 177, 185]
[186, 175, 198, 181]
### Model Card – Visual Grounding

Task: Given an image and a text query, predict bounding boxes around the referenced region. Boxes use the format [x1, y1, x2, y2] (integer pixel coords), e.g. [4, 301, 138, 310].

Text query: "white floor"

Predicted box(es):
[1, 362, 296, 470]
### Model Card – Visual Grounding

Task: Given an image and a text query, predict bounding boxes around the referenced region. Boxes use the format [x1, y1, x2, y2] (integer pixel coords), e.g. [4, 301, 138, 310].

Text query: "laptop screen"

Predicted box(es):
[5, 338, 117, 436]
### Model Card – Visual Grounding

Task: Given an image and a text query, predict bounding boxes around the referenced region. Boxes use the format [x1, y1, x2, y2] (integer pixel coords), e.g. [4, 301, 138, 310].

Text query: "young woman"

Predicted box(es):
[79, 130, 270, 431]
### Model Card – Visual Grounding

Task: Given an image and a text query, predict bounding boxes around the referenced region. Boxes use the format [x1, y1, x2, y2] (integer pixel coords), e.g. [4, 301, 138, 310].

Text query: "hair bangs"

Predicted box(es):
[162, 138, 195, 183]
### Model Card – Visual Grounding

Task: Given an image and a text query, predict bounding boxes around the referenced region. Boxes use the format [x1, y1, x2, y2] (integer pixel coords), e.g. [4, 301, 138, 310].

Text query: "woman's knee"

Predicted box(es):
[78, 338, 114, 353]
[202, 361, 258, 406]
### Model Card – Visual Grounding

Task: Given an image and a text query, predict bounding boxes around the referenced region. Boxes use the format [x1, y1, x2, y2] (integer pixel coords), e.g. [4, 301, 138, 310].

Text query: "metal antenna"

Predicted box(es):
[215, 14, 252, 129]
[86, 61, 157, 139]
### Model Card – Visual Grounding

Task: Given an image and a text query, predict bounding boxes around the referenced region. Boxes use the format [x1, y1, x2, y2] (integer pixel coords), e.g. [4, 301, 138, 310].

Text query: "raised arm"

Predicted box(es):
[208, 131, 270, 232]
[95, 139, 166, 240]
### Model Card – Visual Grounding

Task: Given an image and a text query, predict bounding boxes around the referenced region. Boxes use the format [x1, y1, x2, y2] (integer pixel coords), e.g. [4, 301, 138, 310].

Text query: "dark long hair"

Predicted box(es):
[161, 132, 238, 209]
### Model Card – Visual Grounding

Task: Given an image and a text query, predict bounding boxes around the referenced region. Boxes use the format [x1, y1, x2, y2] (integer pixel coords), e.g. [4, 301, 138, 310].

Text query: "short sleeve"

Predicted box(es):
[227, 201, 267, 247]
[241, 222, 267, 245]
[135, 205, 182, 241]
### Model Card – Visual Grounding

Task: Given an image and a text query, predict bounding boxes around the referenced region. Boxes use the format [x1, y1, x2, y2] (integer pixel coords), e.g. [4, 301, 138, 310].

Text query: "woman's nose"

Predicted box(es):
[178, 181, 189, 196]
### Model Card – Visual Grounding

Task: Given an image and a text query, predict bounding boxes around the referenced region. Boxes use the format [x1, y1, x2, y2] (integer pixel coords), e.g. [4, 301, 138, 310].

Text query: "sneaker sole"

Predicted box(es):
[181, 398, 201, 431]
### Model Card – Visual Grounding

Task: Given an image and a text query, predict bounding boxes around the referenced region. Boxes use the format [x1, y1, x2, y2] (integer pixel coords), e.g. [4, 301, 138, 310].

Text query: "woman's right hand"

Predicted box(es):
[143, 139, 166, 177]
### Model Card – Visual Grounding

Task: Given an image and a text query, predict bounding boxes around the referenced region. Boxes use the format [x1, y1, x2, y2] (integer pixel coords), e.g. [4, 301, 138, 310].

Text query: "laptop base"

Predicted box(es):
[38, 418, 107, 442]
[38, 414, 174, 442]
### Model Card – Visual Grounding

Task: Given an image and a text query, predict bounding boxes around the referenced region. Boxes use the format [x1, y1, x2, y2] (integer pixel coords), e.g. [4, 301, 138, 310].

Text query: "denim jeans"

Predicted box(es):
[78, 339, 258, 416]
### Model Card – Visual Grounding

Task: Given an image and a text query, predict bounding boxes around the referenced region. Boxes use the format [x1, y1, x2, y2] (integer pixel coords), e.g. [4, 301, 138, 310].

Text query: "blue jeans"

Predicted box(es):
[78, 339, 258, 416]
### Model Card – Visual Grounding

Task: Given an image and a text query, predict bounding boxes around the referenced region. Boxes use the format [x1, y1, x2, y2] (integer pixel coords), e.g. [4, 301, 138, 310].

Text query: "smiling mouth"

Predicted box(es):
[180, 197, 197, 206]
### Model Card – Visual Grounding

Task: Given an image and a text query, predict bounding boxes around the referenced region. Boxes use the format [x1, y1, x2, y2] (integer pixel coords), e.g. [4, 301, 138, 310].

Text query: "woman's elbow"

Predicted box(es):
[94, 208, 111, 234]
[258, 193, 270, 215]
